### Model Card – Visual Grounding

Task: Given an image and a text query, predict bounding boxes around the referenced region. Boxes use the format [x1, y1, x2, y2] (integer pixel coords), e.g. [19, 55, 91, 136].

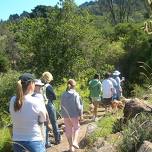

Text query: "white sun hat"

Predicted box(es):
[113, 70, 121, 75]
[34, 79, 44, 86]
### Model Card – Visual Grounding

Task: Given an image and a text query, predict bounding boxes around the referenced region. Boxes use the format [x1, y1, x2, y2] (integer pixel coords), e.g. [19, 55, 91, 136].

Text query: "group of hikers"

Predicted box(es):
[89, 70, 124, 121]
[9, 70, 124, 152]
[9, 72, 83, 152]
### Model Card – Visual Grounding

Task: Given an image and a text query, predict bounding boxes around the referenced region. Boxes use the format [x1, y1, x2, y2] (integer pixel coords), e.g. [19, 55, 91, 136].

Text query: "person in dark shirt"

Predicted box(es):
[41, 72, 61, 147]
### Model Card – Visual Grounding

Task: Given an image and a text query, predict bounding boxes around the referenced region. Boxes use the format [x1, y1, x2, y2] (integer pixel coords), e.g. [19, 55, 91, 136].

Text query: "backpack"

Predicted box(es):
[41, 84, 49, 105]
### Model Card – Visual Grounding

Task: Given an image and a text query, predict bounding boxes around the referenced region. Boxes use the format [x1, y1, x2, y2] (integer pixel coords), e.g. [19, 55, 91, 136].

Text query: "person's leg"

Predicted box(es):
[104, 98, 112, 113]
[13, 141, 27, 152]
[44, 109, 51, 147]
[92, 101, 99, 120]
[103, 98, 108, 113]
[72, 118, 80, 149]
[117, 91, 121, 100]
[45, 125, 51, 148]
[64, 118, 75, 152]
[13, 141, 46, 152]
[46, 103, 61, 144]
[24, 141, 46, 152]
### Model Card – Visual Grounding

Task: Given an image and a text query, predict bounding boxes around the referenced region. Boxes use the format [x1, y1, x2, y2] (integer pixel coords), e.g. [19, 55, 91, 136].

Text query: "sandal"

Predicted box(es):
[73, 144, 79, 149]
[69, 146, 75, 152]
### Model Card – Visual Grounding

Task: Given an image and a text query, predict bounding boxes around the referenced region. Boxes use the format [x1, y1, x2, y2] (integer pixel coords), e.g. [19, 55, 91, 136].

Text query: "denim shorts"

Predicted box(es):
[13, 141, 46, 152]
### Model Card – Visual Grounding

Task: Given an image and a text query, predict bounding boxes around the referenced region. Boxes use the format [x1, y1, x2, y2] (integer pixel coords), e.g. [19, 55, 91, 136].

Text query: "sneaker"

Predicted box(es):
[54, 140, 61, 145]
[92, 116, 96, 121]
[92, 116, 98, 122]
[45, 142, 52, 148]
[55, 138, 61, 145]
[94, 117, 98, 121]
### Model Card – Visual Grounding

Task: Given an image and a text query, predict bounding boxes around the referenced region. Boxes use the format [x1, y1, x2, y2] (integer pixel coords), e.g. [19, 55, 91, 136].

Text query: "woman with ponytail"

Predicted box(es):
[61, 79, 83, 152]
[9, 73, 47, 152]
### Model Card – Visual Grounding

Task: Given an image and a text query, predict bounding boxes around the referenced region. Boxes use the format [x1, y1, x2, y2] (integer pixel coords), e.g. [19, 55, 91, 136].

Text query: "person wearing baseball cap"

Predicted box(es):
[9, 73, 46, 152]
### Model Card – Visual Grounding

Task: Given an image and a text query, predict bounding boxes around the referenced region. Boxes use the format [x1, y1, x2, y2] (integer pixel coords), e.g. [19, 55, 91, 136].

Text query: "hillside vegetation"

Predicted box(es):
[0, 0, 152, 151]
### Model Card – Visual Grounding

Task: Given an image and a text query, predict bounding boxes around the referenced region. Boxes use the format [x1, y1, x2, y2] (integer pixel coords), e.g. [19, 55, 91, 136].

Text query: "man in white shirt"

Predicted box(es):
[102, 73, 114, 110]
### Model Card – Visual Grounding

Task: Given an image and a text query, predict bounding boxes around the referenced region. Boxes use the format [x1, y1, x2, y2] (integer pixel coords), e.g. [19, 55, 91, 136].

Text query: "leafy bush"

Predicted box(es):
[131, 84, 147, 98]
[0, 70, 20, 127]
[112, 117, 125, 133]
[0, 128, 12, 152]
[0, 53, 10, 73]
[87, 112, 123, 147]
[119, 113, 152, 152]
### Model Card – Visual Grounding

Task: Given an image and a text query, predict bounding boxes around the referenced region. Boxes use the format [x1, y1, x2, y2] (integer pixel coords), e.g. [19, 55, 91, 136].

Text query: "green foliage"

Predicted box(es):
[0, 70, 20, 127]
[87, 112, 123, 146]
[112, 22, 152, 95]
[0, 128, 12, 152]
[97, 0, 146, 24]
[119, 113, 152, 152]
[7, 1, 125, 82]
[0, 52, 10, 73]
[0, 1, 152, 152]
[112, 118, 125, 133]
[131, 84, 147, 98]
[139, 61, 152, 87]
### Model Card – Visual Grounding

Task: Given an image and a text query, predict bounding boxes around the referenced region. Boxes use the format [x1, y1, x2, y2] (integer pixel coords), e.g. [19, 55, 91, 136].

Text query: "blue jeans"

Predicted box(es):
[13, 141, 45, 152]
[46, 101, 60, 145]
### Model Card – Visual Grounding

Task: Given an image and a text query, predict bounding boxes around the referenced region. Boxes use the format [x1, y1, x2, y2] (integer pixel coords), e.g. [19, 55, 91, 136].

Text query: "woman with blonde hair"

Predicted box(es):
[61, 79, 83, 152]
[41, 72, 61, 147]
[9, 73, 46, 152]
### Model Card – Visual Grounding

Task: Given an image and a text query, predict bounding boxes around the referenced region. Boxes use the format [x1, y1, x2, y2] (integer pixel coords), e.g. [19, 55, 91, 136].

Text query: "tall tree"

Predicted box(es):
[98, 0, 144, 24]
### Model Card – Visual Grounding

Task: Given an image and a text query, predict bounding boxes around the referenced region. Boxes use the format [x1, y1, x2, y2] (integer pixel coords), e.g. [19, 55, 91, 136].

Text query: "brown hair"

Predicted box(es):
[67, 79, 76, 90]
[14, 80, 31, 111]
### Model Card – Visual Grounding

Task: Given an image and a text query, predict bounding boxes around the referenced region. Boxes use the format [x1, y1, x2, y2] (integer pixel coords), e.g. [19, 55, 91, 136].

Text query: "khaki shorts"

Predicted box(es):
[91, 97, 101, 102]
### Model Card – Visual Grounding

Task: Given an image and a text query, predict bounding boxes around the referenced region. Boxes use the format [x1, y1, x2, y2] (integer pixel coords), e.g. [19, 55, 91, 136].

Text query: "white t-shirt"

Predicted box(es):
[102, 79, 113, 98]
[9, 94, 46, 141]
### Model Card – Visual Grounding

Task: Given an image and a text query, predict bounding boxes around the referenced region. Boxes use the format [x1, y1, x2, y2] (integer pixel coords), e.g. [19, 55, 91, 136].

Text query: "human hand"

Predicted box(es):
[79, 115, 84, 121]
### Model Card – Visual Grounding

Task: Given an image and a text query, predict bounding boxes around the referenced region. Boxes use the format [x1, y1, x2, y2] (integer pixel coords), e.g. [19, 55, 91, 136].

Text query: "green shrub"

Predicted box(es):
[131, 84, 146, 98]
[0, 53, 10, 73]
[112, 117, 125, 133]
[0, 70, 20, 127]
[0, 128, 12, 152]
[87, 112, 123, 146]
[119, 113, 152, 152]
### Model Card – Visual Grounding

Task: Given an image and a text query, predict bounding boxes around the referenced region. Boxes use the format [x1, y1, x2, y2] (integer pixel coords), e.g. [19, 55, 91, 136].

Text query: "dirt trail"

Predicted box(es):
[47, 124, 88, 152]
[47, 108, 105, 152]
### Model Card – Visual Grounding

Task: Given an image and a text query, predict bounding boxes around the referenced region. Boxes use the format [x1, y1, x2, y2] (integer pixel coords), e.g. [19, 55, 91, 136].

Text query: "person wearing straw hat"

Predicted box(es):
[61, 79, 83, 152]
[9, 73, 46, 152]
[41, 72, 61, 147]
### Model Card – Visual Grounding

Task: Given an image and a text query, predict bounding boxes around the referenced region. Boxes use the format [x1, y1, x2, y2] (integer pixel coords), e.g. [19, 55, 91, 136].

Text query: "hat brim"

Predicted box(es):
[113, 72, 120, 75]
[35, 83, 44, 86]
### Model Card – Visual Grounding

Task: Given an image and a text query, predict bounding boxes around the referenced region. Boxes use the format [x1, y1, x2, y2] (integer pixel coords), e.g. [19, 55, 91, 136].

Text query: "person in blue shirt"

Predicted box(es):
[113, 70, 123, 100]
[61, 79, 83, 152]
